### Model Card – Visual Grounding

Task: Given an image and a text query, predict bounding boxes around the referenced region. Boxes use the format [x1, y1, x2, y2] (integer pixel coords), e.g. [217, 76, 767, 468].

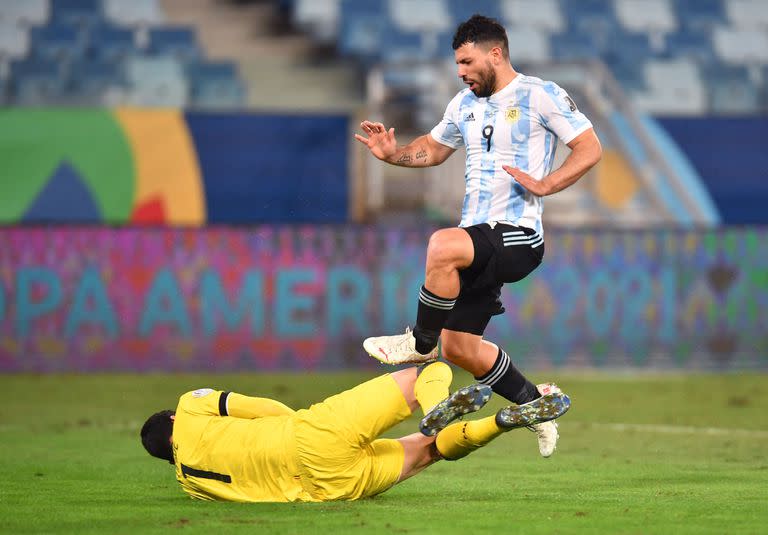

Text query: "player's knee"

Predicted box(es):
[426, 229, 468, 269]
[440, 338, 477, 365]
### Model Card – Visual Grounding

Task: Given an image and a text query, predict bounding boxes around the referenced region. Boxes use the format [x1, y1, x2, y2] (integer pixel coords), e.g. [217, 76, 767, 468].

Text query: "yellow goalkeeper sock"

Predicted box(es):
[435, 415, 505, 460]
[414, 361, 452, 415]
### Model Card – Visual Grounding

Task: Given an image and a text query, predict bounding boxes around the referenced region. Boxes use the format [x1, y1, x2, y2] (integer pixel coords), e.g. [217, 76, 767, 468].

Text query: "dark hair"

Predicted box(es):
[452, 14, 509, 58]
[140, 410, 176, 464]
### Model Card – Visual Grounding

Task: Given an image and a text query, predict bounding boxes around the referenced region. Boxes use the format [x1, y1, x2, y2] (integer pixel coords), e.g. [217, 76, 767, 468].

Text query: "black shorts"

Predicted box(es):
[443, 223, 545, 336]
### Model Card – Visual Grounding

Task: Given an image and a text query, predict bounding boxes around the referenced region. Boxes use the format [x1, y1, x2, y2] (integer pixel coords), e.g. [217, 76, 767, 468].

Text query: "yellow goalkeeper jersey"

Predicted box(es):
[171, 388, 312, 502]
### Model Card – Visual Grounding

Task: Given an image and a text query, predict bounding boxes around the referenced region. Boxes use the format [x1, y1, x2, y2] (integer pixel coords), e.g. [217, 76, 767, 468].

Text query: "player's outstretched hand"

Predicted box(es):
[502, 165, 550, 196]
[354, 120, 398, 162]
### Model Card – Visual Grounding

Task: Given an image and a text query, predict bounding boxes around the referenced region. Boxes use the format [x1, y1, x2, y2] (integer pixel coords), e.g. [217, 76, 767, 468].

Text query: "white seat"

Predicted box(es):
[505, 25, 551, 63]
[615, 0, 677, 33]
[725, 0, 768, 29]
[389, 0, 452, 32]
[631, 59, 707, 115]
[500, 0, 565, 33]
[713, 26, 768, 64]
[0, 22, 29, 61]
[126, 56, 187, 107]
[0, 0, 49, 27]
[103, 0, 163, 27]
[293, 0, 339, 42]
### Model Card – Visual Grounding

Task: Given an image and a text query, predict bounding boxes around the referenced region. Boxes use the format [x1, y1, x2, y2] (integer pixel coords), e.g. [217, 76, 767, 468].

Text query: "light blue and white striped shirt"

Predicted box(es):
[430, 74, 592, 235]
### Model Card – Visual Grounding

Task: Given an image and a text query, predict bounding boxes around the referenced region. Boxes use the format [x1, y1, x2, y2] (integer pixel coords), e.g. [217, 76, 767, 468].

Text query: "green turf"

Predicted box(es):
[1, 371, 766, 535]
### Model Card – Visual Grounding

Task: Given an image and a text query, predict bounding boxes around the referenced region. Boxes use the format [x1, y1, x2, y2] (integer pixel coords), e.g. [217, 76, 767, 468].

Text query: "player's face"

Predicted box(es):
[455, 42, 497, 98]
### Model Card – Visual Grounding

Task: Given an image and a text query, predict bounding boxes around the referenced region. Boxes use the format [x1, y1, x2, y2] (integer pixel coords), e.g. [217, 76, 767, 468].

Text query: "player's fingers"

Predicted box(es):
[388, 127, 395, 141]
[374, 122, 385, 132]
[353, 134, 370, 145]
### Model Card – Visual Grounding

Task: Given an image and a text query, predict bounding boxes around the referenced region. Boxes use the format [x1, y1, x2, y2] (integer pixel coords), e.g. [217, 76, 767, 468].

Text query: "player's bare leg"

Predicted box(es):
[363, 229, 473, 364]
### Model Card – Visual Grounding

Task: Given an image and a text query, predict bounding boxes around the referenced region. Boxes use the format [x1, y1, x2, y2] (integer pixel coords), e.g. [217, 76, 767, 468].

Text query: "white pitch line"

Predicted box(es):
[575, 422, 768, 438]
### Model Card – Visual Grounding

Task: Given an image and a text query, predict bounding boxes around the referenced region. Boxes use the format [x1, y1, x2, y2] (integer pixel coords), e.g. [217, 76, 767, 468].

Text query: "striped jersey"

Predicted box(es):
[430, 73, 593, 234]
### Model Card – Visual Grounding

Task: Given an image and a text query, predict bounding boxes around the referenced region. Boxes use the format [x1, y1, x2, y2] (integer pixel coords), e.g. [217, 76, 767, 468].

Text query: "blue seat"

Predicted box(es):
[702, 63, 759, 114]
[338, 13, 385, 64]
[90, 25, 138, 62]
[550, 32, 600, 61]
[380, 28, 431, 63]
[561, 0, 618, 46]
[664, 30, 716, 63]
[673, 0, 724, 31]
[187, 61, 246, 109]
[148, 27, 200, 62]
[605, 31, 653, 62]
[30, 23, 87, 62]
[446, 0, 503, 24]
[69, 60, 126, 102]
[51, 0, 104, 28]
[605, 56, 647, 91]
[11, 58, 69, 104]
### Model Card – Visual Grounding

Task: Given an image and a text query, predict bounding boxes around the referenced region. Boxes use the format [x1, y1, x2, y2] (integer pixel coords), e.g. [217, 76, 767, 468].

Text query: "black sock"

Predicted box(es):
[413, 285, 456, 354]
[474, 348, 540, 404]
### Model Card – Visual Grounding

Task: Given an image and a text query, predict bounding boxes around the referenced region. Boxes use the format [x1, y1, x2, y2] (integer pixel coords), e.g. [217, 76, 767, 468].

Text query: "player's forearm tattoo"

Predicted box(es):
[396, 153, 412, 164]
[415, 148, 427, 161]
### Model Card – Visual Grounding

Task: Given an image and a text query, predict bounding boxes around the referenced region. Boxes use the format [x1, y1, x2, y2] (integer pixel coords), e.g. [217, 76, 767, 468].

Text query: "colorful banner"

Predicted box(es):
[0, 109, 349, 225]
[0, 227, 766, 372]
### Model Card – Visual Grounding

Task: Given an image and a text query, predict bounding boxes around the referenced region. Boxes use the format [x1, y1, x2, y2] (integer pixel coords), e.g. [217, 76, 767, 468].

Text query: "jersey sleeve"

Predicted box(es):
[430, 92, 465, 149]
[177, 388, 293, 419]
[536, 82, 593, 145]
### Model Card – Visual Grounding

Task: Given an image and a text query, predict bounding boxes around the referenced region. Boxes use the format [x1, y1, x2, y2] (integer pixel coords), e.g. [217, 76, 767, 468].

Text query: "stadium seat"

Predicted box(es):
[125, 56, 188, 107]
[0, 0, 50, 27]
[663, 30, 717, 63]
[50, 0, 104, 28]
[705, 64, 760, 113]
[338, 12, 385, 63]
[501, 0, 565, 33]
[604, 56, 647, 91]
[446, 0, 503, 25]
[187, 61, 246, 109]
[380, 28, 434, 63]
[90, 25, 138, 62]
[712, 27, 768, 64]
[103, 0, 163, 28]
[10, 58, 68, 105]
[615, 0, 678, 34]
[389, 0, 452, 33]
[724, 0, 768, 28]
[505, 25, 551, 64]
[292, 0, 340, 44]
[147, 27, 201, 63]
[550, 33, 600, 61]
[674, 0, 726, 31]
[0, 22, 30, 64]
[632, 58, 708, 114]
[605, 32, 654, 63]
[30, 24, 87, 63]
[561, 0, 618, 46]
[69, 59, 127, 105]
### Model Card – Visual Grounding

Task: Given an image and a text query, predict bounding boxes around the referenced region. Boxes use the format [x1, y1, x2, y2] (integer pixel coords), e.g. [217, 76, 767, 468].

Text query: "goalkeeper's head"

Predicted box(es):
[140, 410, 176, 464]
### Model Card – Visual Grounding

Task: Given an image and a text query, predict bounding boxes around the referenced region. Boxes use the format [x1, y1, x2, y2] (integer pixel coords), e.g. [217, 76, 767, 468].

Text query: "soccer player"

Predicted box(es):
[140, 362, 570, 502]
[355, 15, 601, 458]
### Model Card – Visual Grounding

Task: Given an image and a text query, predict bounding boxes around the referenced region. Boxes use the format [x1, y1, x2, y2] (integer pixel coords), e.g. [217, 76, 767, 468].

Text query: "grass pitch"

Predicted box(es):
[1, 371, 766, 534]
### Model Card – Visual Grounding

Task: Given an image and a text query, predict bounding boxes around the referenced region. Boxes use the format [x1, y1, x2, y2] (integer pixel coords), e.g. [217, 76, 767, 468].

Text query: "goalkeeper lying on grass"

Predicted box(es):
[140, 362, 570, 502]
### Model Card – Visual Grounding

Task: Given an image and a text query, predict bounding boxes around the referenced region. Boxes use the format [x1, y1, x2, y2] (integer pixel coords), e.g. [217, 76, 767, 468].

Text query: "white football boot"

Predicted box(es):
[530, 383, 563, 458]
[363, 327, 439, 365]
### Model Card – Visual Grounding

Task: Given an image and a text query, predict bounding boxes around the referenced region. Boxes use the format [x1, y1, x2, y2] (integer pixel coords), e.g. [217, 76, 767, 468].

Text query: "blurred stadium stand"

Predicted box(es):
[1, 0, 766, 225]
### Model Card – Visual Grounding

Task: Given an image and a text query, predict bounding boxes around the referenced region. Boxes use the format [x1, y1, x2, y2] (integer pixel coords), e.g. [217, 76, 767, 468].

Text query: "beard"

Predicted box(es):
[470, 63, 497, 98]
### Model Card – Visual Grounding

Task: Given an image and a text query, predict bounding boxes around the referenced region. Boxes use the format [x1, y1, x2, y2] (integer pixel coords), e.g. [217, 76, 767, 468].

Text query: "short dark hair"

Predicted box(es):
[452, 14, 509, 58]
[140, 410, 175, 464]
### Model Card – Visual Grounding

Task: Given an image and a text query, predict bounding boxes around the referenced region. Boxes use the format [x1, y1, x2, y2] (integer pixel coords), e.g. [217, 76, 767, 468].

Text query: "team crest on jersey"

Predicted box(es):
[564, 95, 578, 112]
[504, 107, 520, 123]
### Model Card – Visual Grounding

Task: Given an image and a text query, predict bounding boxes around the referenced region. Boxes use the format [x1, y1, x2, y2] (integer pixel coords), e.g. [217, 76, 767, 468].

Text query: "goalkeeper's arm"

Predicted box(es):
[220, 391, 295, 419]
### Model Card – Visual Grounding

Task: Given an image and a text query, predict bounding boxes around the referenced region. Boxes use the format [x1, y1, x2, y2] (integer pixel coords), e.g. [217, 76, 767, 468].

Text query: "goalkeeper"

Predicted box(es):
[140, 362, 569, 502]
